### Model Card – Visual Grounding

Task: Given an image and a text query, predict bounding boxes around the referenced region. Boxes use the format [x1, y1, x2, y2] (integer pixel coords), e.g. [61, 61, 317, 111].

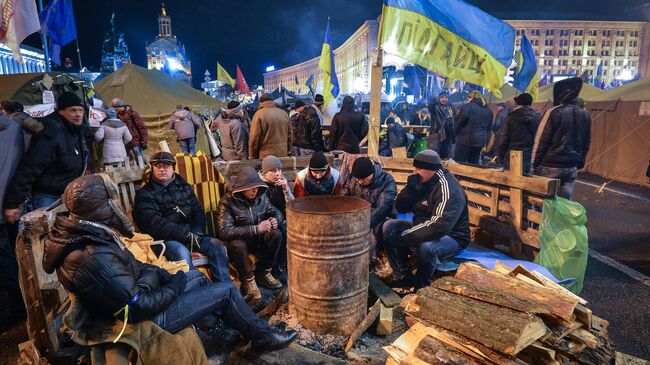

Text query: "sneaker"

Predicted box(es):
[256, 269, 283, 289]
[241, 277, 262, 300]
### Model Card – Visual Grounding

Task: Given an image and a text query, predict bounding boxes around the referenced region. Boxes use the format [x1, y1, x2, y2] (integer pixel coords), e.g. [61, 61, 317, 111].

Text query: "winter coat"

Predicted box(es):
[169, 109, 201, 141]
[341, 164, 397, 228]
[0, 115, 24, 223]
[216, 168, 284, 241]
[395, 169, 470, 248]
[9, 111, 43, 150]
[533, 78, 592, 169]
[133, 175, 206, 246]
[259, 172, 294, 218]
[387, 123, 408, 149]
[218, 110, 249, 161]
[293, 166, 343, 198]
[410, 113, 431, 126]
[117, 107, 148, 149]
[293, 106, 325, 151]
[43, 216, 186, 322]
[454, 98, 494, 147]
[329, 104, 369, 153]
[493, 108, 508, 134]
[95, 118, 133, 164]
[496, 106, 540, 164]
[429, 100, 455, 150]
[249, 100, 293, 159]
[3, 112, 90, 209]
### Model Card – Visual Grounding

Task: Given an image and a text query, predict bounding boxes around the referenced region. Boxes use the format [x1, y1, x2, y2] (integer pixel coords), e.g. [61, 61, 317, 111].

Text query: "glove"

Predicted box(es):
[169, 271, 187, 294]
[140, 142, 148, 150]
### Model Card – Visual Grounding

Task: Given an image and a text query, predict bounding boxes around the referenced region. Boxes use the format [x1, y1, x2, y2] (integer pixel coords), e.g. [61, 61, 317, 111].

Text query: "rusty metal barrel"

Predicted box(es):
[286, 196, 371, 336]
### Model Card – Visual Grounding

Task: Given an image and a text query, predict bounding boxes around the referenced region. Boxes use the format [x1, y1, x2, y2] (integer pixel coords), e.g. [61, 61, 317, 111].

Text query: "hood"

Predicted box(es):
[222, 109, 242, 121]
[553, 77, 582, 106]
[11, 111, 44, 134]
[43, 216, 118, 274]
[174, 109, 190, 118]
[104, 118, 125, 128]
[232, 167, 268, 198]
[0, 113, 9, 131]
[509, 106, 540, 124]
[259, 100, 276, 110]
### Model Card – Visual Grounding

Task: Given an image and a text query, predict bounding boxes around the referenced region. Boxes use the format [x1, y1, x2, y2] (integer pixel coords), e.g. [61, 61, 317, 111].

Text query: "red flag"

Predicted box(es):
[236, 65, 250, 94]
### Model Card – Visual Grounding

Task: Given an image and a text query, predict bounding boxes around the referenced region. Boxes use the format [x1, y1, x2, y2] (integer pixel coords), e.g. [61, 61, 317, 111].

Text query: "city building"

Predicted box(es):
[145, 3, 192, 85]
[264, 16, 650, 95]
[0, 44, 47, 75]
[100, 13, 131, 75]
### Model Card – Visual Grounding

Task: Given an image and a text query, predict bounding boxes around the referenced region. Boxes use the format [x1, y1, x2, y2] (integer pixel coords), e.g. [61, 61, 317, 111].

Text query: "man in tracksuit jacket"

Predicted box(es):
[381, 150, 470, 289]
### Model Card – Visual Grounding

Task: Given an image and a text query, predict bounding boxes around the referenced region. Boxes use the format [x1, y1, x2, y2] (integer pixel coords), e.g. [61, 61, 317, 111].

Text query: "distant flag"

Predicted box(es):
[379, 0, 515, 98]
[39, 0, 78, 65]
[513, 33, 538, 100]
[294, 74, 299, 85]
[318, 18, 340, 112]
[216, 62, 235, 88]
[236, 65, 250, 94]
[0, 0, 41, 63]
[305, 74, 315, 95]
[595, 61, 603, 89]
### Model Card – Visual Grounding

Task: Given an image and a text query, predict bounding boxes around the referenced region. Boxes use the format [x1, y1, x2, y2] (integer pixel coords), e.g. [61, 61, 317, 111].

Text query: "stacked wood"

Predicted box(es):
[384, 262, 614, 365]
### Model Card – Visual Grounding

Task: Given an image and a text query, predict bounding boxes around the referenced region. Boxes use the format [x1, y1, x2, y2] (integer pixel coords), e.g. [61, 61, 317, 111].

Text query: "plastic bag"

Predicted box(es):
[535, 197, 588, 294]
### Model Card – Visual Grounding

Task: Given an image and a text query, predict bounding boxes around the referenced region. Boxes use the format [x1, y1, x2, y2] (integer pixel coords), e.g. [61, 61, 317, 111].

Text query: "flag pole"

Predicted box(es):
[38, 0, 51, 73]
[367, 6, 386, 157]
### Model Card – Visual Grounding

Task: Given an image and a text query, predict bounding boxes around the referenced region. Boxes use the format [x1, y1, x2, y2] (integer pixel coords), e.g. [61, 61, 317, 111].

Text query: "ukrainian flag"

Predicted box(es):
[380, 0, 515, 97]
[513, 33, 538, 100]
[216, 62, 235, 88]
[318, 18, 340, 109]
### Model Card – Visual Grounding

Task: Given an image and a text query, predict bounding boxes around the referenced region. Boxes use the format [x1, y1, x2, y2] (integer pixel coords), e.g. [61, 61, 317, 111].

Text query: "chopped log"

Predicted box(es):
[519, 342, 559, 365]
[431, 277, 553, 315]
[508, 264, 588, 306]
[376, 303, 394, 336]
[569, 328, 598, 349]
[591, 316, 609, 337]
[369, 273, 402, 308]
[494, 260, 514, 275]
[573, 323, 614, 365]
[344, 300, 381, 352]
[408, 286, 548, 355]
[411, 335, 484, 365]
[573, 304, 593, 329]
[455, 263, 579, 321]
[543, 321, 584, 346]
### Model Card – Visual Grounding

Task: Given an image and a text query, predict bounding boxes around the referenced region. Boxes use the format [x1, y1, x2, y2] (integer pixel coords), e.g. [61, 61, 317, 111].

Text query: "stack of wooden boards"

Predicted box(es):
[384, 262, 614, 365]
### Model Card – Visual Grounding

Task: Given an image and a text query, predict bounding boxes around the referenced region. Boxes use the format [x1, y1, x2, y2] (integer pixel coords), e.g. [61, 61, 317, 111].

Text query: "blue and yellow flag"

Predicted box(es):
[513, 33, 538, 100]
[318, 18, 340, 109]
[305, 74, 315, 95]
[380, 0, 515, 97]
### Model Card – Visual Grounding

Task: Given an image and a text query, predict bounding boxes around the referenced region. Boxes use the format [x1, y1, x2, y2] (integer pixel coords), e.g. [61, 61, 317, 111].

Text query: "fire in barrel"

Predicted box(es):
[286, 196, 371, 336]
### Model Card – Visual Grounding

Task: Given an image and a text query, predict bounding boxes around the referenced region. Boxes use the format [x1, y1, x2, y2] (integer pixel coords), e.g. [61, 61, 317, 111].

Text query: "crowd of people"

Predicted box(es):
[0, 76, 593, 355]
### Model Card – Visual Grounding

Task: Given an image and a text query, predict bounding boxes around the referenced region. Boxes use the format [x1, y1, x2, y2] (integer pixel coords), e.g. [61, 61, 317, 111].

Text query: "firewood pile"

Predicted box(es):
[384, 262, 614, 365]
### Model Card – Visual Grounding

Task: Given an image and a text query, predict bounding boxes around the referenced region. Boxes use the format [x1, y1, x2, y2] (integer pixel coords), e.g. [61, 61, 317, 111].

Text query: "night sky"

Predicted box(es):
[23, 0, 647, 87]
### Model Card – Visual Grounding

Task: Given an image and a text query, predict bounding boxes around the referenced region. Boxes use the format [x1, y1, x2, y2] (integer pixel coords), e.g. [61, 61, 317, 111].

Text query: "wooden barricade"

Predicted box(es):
[381, 151, 559, 259]
[103, 156, 147, 223]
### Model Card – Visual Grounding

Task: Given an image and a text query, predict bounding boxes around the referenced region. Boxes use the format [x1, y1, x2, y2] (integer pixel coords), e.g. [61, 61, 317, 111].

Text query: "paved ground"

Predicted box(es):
[1, 172, 649, 362]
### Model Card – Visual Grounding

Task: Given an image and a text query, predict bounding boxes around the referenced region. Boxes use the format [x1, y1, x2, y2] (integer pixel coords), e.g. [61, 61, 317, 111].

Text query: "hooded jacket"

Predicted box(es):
[329, 99, 369, 153]
[0, 115, 23, 223]
[396, 169, 470, 248]
[429, 99, 455, 144]
[218, 109, 249, 161]
[95, 118, 133, 164]
[533, 78, 592, 169]
[249, 100, 293, 159]
[117, 107, 148, 149]
[216, 167, 284, 241]
[293, 106, 326, 151]
[341, 164, 397, 228]
[454, 98, 494, 147]
[3, 112, 90, 209]
[133, 174, 206, 245]
[496, 106, 541, 164]
[169, 109, 202, 141]
[9, 111, 43, 150]
[293, 166, 343, 198]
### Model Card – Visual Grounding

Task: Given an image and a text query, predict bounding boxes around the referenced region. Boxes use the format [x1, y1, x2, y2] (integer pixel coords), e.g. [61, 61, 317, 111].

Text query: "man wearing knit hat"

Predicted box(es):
[218, 100, 249, 161]
[249, 93, 293, 159]
[495, 92, 540, 175]
[293, 152, 343, 197]
[380, 150, 470, 289]
[329, 96, 369, 154]
[292, 98, 326, 156]
[4, 92, 92, 222]
[342, 157, 397, 262]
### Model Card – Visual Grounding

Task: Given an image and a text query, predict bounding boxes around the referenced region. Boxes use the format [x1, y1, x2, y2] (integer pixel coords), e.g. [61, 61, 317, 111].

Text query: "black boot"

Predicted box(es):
[251, 330, 298, 353]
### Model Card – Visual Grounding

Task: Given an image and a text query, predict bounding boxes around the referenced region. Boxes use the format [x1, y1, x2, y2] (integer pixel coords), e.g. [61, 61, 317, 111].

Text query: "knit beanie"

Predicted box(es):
[309, 151, 329, 171]
[514, 93, 533, 106]
[413, 150, 442, 170]
[106, 108, 117, 119]
[262, 155, 282, 174]
[351, 157, 375, 179]
[57, 92, 83, 110]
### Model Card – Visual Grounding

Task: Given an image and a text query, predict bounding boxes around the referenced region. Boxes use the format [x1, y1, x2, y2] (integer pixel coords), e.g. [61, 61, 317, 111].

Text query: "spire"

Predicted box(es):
[161, 2, 167, 16]
[158, 2, 172, 37]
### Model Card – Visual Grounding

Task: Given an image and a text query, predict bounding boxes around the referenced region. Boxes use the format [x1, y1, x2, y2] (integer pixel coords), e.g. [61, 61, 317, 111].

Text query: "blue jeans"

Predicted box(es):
[534, 166, 578, 200]
[159, 237, 231, 282]
[382, 219, 462, 288]
[31, 193, 60, 211]
[152, 270, 272, 341]
[179, 137, 196, 154]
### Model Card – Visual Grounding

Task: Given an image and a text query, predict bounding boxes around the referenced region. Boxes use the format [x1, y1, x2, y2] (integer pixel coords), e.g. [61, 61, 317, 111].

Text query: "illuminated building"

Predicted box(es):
[0, 44, 46, 75]
[145, 3, 192, 84]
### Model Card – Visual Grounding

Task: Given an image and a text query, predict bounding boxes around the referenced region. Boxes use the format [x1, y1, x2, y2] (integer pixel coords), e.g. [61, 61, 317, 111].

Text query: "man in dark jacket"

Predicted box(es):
[532, 77, 592, 200]
[342, 157, 397, 261]
[44, 174, 296, 352]
[329, 96, 369, 153]
[454, 91, 493, 164]
[3, 92, 91, 224]
[293, 99, 326, 155]
[217, 167, 284, 300]
[428, 92, 455, 159]
[381, 150, 470, 289]
[133, 152, 228, 281]
[112, 98, 148, 160]
[496, 93, 540, 175]
[1, 100, 43, 150]
[379, 117, 408, 156]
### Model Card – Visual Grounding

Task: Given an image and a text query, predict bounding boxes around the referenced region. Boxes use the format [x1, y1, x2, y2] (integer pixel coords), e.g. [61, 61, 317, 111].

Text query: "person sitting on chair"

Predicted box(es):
[293, 152, 343, 198]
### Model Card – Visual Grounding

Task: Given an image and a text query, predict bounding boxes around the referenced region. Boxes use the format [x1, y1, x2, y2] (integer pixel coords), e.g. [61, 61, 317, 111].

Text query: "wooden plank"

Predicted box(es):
[407, 286, 548, 355]
[489, 186, 500, 217]
[615, 352, 650, 365]
[574, 304, 593, 329]
[106, 168, 147, 184]
[569, 328, 599, 349]
[369, 273, 402, 308]
[509, 264, 588, 307]
[455, 263, 579, 321]
[391, 147, 408, 159]
[376, 304, 394, 336]
[468, 207, 541, 249]
[519, 342, 558, 365]
[508, 151, 524, 257]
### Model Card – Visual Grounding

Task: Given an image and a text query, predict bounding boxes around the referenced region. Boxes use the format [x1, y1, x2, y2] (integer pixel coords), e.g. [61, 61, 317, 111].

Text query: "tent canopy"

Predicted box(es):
[485, 84, 519, 103]
[0, 72, 90, 106]
[95, 63, 222, 118]
[590, 78, 650, 102]
[536, 82, 603, 103]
